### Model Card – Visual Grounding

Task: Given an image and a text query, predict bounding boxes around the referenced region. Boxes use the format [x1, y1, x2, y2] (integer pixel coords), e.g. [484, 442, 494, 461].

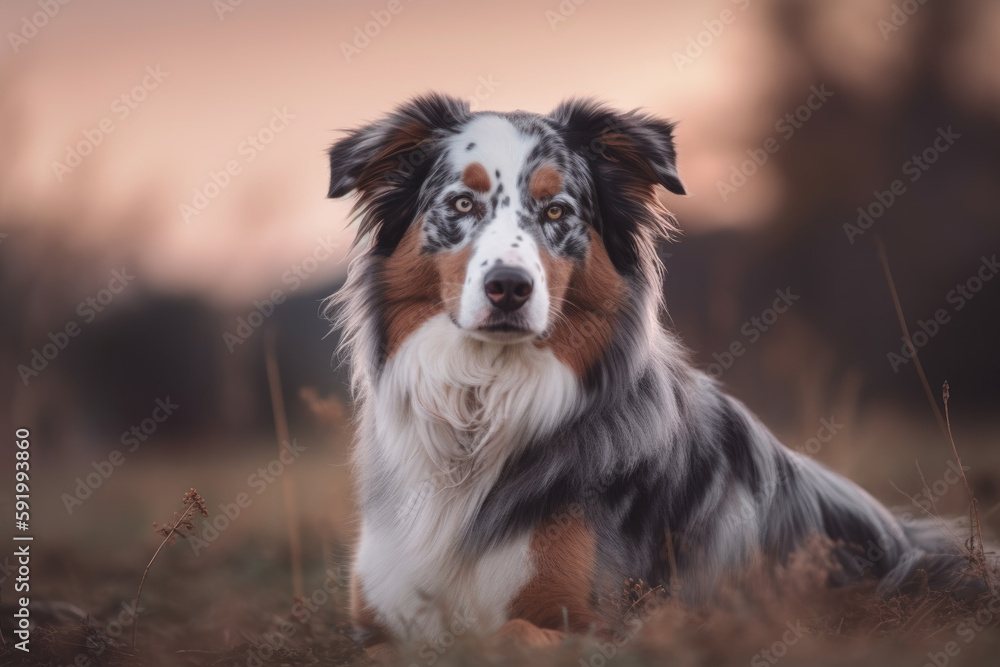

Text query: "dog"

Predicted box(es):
[324, 94, 974, 645]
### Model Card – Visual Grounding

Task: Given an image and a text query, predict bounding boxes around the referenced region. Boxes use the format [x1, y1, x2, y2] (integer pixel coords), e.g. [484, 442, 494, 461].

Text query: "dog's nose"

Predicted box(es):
[484, 266, 533, 312]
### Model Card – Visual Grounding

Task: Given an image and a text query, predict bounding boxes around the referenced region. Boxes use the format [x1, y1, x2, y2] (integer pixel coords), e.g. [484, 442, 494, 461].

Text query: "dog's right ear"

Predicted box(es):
[328, 94, 469, 253]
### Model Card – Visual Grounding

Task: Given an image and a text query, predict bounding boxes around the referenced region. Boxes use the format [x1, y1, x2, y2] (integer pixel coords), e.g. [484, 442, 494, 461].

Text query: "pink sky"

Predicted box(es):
[1, 0, 994, 304]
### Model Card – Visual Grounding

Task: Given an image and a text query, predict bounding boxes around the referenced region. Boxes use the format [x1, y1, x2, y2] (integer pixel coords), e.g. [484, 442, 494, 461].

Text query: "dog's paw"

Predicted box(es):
[362, 641, 398, 665]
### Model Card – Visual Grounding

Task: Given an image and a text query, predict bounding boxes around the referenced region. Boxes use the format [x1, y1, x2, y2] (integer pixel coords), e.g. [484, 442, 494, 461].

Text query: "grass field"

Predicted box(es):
[3, 400, 998, 667]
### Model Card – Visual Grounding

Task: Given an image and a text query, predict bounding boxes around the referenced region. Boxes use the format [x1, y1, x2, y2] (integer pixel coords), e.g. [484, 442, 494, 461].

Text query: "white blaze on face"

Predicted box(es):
[445, 115, 552, 338]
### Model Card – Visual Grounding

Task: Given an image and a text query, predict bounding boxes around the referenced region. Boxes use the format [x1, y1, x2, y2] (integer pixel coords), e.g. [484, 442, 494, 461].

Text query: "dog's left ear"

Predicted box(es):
[551, 99, 685, 196]
[551, 99, 685, 274]
[328, 93, 469, 253]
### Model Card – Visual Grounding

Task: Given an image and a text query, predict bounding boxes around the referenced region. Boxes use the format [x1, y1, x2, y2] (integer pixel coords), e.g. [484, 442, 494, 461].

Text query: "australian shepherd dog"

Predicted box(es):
[325, 94, 975, 646]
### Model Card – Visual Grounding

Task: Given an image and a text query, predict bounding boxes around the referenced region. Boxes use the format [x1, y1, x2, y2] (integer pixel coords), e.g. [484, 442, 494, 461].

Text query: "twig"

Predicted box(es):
[132, 502, 197, 648]
[625, 582, 665, 619]
[873, 237, 948, 440]
[888, 480, 964, 546]
[915, 460, 938, 516]
[941, 382, 990, 588]
[890, 480, 940, 522]
[264, 329, 305, 601]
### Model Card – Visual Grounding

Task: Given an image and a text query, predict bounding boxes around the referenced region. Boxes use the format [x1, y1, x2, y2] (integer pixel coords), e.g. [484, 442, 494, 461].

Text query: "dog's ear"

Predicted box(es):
[328, 93, 469, 253]
[550, 99, 685, 273]
[551, 98, 685, 196]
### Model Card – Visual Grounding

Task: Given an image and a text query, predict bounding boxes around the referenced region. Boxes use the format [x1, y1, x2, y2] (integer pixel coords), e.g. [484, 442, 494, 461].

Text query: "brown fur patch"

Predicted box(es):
[508, 507, 598, 631]
[363, 643, 398, 665]
[599, 132, 661, 183]
[355, 121, 433, 193]
[538, 229, 626, 377]
[529, 164, 563, 200]
[380, 221, 469, 357]
[436, 243, 472, 311]
[538, 248, 574, 318]
[462, 162, 491, 193]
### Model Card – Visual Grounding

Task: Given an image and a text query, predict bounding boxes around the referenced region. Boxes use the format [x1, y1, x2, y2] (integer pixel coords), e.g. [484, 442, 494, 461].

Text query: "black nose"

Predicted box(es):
[484, 266, 533, 312]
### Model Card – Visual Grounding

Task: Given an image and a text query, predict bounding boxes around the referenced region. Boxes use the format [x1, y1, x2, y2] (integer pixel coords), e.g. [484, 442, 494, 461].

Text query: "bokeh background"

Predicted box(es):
[0, 0, 998, 664]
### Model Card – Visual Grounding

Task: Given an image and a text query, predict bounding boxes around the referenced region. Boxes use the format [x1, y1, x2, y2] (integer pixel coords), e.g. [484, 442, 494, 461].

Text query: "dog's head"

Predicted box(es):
[329, 94, 684, 374]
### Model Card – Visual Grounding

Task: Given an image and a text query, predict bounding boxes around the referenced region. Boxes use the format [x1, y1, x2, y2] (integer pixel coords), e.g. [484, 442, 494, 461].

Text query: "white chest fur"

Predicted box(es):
[353, 314, 580, 639]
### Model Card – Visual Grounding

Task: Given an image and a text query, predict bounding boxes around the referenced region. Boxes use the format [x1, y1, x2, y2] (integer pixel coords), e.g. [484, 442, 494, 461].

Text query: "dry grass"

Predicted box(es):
[10, 551, 999, 667]
[3, 261, 997, 665]
[4, 448, 999, 667]
[133, 488, 209, 648]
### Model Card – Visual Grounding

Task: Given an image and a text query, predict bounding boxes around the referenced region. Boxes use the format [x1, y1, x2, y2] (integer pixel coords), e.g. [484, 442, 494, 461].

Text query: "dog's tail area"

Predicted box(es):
[765, 446, 993, 601]
[882, 515, 993, 601]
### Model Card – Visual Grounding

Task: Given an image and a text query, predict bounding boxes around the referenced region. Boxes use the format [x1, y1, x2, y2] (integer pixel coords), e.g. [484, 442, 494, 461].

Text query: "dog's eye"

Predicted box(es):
[453, 196, 474, 214]
[545, 205, 564, 221]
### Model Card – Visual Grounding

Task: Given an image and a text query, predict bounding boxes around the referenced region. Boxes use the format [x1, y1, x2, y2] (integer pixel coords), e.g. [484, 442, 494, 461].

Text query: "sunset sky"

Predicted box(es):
[1, 0, 997, 306]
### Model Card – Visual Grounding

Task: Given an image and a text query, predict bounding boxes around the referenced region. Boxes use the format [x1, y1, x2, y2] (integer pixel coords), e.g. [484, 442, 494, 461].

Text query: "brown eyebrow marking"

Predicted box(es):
[529, 164, 563, 200]
[462, 162, 491, 193]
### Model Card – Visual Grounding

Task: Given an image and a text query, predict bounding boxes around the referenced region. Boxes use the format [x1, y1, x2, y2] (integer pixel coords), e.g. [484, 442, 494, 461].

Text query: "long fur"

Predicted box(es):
[324, 94, 981, 643]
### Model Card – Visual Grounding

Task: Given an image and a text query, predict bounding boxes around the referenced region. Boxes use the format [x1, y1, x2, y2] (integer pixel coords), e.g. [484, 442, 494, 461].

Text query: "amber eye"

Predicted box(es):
[453, 196, 474, 213]
[545, 204, 564, 221]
